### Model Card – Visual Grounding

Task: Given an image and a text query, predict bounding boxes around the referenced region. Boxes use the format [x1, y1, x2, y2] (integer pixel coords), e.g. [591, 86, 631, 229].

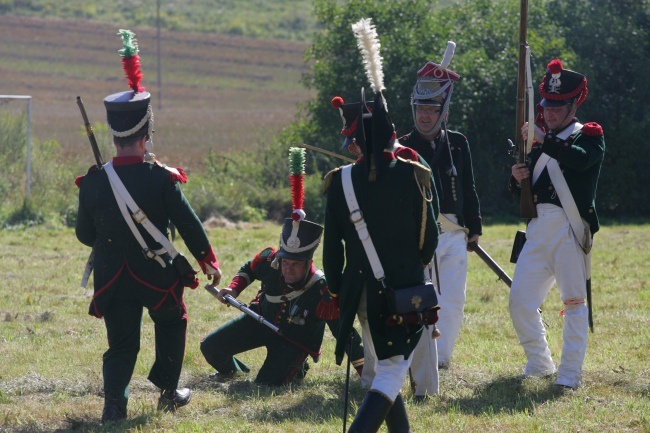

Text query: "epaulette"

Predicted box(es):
[396, 156, 431, 186]
[322, 166, 343, 194]
[394, 146, 419, 162]
[154, 160, 188, 183]
[74, 165, 100, 188]
[581, 122, 603, 137]
[251, 247, 275, 271]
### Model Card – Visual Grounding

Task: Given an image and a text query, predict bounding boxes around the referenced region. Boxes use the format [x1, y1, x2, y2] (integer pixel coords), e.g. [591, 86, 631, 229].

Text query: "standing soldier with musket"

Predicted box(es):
[399, 41, 483, 391]
[323, 18, 439, 433]
[509, 58, 605, 390]
[75, 30, 221, 423]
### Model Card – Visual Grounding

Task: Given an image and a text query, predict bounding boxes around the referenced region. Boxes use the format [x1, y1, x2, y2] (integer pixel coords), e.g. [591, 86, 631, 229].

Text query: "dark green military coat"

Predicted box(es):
[509, 121, 605, 234]
[400, 128, 482, 236]
[76, 156, 214, 317]
[323, 154, 439, 364]
[232, 247, 339, 356]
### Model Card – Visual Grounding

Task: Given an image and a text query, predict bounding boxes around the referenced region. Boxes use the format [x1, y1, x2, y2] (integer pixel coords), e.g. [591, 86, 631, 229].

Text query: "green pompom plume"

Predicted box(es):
[117, 29, 139, 58]
[288, 147, 306, 176]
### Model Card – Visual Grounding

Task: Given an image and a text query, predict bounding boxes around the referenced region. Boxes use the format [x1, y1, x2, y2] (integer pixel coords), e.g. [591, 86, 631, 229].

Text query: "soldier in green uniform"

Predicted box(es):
[201, 218, 365, 385]
[324, 85, 439, 432]
[323, 19, 440, 428]
[75, 30, 221, 423]
[399, 42, 482, 399]
[509, 58, 605, 389]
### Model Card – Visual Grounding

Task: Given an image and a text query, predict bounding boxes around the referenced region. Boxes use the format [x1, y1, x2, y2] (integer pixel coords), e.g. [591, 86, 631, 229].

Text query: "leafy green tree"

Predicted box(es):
[546, 0, 650, 217]
[297, 0, 649, 218]
[301, 0, 567, 217]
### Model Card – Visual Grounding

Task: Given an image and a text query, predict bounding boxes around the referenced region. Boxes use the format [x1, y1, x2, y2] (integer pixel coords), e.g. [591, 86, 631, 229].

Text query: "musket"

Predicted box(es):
[76, 96, 104, 288]
[204, 285, 280, 333]
[467, 241, 513, 288]
[299, 143, 355, 163]
[76, 96, 104, 168]
[204, 284, 324, 360]
[514, 0, 537, 219]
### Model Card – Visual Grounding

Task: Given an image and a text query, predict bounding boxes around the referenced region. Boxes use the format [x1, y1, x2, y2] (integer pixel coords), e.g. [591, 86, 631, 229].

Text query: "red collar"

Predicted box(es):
[113, 156, 144, 166]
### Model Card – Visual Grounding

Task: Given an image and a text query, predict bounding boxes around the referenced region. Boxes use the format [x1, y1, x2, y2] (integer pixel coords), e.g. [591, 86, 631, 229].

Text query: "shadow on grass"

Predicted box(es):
[187, 371, 367, 424]
[51, 413, 154, 432]
[445, 375, 570, 416]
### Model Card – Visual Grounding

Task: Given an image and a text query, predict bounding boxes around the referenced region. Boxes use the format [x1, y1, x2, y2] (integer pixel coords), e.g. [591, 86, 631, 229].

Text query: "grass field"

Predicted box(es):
[0, 222, 648, 432]
[0, 15, 312, 171]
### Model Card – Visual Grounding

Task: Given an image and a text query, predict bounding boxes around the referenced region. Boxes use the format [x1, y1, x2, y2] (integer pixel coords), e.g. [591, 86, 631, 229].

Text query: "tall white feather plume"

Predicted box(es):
[440, 41, 456, 70]
[351, 18, 385, 93]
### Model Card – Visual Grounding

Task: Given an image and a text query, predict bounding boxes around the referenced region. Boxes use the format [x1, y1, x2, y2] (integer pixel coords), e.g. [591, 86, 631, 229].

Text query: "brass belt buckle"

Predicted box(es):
[132, 209, 147, 223]
[349, 209, 363, 224]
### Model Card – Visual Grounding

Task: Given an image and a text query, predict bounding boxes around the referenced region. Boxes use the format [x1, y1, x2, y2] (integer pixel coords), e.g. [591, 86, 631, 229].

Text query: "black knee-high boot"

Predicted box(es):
[384, 393, 411, 433]
[348, 390, 393, 433]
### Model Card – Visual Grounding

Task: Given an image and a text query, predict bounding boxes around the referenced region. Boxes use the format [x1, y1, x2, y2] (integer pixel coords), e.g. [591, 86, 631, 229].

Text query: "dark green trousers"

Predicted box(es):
[200, 314, 309, 386]
[102, 274, 187, 411]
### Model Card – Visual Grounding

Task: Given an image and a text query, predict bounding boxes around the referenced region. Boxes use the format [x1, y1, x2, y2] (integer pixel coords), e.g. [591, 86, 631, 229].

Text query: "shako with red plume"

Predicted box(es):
[276, 147, 323, 262]
[539, 58, 588, 107]
[103, 29, 154, 149]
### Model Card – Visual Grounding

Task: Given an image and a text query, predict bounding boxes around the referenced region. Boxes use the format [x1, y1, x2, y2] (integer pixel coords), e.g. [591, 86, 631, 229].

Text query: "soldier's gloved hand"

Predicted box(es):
[511, 162, 529, 183]
[204, 263, 222, 287]
[212, 287, 238, 304]
[521, 121, 544, 143]
[466, 234, 480, 252]
[330, 293, 340, 310]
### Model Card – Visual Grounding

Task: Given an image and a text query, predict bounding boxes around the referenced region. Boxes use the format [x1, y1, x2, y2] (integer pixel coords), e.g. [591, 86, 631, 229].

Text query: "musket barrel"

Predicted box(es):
[299, 143, 355, 163]
[224, 295, 281, 333]
[76, 96, 105, 167]
[514, 0, 537, 219]
[468, 242, 512, 288]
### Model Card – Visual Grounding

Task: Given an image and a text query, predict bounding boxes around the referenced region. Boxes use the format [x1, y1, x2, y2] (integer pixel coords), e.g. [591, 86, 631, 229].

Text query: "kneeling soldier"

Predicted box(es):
[201, 149, 364, 385]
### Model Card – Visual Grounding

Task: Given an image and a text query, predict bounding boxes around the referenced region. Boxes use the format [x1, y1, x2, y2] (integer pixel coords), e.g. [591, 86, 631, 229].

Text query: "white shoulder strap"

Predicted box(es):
[341, 165, 385, 281]
[532, 122, 582, 185]
[104, 162, 179, 264]
[263, 269, 325, 303]
[546, 160, 590, 253]
[533, 123, 590, 253]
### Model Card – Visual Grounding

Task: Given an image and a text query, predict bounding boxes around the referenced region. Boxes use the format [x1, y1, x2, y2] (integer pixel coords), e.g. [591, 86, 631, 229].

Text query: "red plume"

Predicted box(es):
[122, 54, 146, 93]
[547, 58, 563, 74]
[290, 174, 305, 220]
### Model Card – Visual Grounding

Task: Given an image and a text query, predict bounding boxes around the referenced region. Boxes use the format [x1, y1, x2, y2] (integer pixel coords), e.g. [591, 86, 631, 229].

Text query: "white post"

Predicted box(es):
[26, 97, 32, 200]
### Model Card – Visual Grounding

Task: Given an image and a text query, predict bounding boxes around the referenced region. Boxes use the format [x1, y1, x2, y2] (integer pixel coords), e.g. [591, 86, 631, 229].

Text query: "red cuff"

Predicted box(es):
[227, 275, 249, 294]
[198, 245, 219, 274]
[316, 298, 340, 321]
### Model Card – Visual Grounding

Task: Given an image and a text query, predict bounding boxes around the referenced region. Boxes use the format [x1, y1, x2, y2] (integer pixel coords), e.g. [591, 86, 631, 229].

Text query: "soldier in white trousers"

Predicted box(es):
[400, 44, 483, 399]
[509, 58, 605, 389]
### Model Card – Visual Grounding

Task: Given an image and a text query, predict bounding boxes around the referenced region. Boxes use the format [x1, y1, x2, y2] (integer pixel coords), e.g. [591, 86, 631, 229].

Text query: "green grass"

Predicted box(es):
[1, 222, 648, 432]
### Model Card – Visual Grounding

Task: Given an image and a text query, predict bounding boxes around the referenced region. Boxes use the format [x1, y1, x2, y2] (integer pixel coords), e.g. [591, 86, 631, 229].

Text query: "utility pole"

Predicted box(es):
[157, 0, 162, 110]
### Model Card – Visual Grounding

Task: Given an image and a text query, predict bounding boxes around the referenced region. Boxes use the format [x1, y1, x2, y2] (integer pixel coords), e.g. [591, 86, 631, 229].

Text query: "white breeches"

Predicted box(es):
[509, 203, 589, 388]
[430, 229, 469, 365]
[409, 325, 439, 396]
[357, 286, 411, 400]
